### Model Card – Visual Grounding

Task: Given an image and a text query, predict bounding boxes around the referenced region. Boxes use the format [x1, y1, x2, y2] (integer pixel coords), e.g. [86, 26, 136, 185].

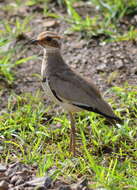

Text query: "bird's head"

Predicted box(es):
[27, 31, 62, 50]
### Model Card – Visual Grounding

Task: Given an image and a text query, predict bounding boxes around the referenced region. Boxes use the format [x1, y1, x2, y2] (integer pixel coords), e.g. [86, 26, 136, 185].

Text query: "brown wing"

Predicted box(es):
[49, 69, 120, 121]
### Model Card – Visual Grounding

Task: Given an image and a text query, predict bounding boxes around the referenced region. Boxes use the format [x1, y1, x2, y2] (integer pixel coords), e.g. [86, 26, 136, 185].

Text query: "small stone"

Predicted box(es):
[0, 146, 4, 151]
[44, 176, 52, 188]
[10, 175, 20, 184]
[71, 178, 88, 190]
[15, 177, 24, 186]
[26, 177, 49, 187]
[115, 59, 123, 69]
[0, 164, 6, 172]
[8, 184, 13, 188]
[35, 185, 47, 190]
[43, 20, 58, 27]
[96, 63, 106, 72]
[27, 188, 34, 190]
[6, 162, 30, 177]
[79, 178, 88, 188]
[58, 185, 71, 190]
[131, 67, 137, 75]
[72, 41, 85, 49]
[0, 180, 9, 190]
[134, 15, 137, 22]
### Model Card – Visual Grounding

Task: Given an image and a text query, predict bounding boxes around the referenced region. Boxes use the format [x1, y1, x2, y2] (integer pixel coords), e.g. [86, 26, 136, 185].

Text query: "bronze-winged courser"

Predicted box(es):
[27, 31, 121, 156]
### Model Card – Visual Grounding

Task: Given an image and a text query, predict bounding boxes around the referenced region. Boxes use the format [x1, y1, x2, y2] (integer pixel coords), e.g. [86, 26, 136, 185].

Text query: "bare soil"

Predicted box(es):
[0, 1, 137, 189]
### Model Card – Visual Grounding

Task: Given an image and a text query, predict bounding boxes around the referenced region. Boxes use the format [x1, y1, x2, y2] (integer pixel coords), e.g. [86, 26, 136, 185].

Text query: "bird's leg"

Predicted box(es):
[69, 112, 76, 156]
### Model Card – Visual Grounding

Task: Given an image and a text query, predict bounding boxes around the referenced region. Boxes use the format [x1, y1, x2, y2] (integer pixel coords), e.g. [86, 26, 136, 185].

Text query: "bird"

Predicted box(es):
[27, 31, 121, 156]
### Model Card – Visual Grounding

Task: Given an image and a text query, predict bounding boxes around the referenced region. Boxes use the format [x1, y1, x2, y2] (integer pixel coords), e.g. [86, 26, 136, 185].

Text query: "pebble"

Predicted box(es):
[71, 178, 88, 190]
[115, 59, 124, 69]
[78, 178, 88, 188]
[10, 175, 21, 184]
[26, 176, 52, 187]
[58, 185, 71, 190]
[0, 180, 9, 190]
[0, 164, 6, 172]
[96, 63, 106, 72]
[44, 176, 52, 188]
[0, 146, 4, 151]
[15, 177, 24, 186]
[35, 185, 47, 190]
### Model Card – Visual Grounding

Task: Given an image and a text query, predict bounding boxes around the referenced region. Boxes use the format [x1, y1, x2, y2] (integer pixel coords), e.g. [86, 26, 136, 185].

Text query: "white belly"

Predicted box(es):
[41, 81, 81, 112]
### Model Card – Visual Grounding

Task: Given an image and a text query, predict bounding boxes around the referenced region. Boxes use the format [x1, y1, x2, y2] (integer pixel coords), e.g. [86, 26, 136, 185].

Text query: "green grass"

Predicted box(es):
[0, 15, 36, 84]
[0, 1, 36, 84]
[0, 38, 35, 84]
[45, 0, 137, 40]
[0, 0, 137, 189]
[1, 0, 137, 46]
[62, 0, 137, 40]
[0, 85, 137, 189]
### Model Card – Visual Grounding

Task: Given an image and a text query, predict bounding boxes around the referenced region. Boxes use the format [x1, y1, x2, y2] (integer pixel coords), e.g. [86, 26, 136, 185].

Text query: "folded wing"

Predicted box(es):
[49, 69, 120, 121]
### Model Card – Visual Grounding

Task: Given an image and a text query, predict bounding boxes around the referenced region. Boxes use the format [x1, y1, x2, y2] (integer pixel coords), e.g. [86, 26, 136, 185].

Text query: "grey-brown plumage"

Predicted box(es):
[28, 31, 121, 156]
[45, 50, 120, 121]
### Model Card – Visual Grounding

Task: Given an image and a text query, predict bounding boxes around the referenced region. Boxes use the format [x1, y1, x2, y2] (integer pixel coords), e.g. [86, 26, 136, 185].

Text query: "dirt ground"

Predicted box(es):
[0, 1, 137, 111]
[0, 1, 137, 189]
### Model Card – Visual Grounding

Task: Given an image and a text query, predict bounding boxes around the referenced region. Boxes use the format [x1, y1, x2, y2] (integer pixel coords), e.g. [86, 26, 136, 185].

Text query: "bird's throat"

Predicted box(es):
[41, 48, 68, 81]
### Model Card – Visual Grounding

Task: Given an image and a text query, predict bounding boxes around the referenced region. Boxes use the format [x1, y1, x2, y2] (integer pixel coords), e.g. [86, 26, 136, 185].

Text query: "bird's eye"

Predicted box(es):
[45, 36, 52, 41]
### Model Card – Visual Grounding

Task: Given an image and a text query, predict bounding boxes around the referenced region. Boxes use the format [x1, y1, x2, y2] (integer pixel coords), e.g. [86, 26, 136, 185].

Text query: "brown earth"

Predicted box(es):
[0, 1, 137, 189]
[0, 1, 137, 111]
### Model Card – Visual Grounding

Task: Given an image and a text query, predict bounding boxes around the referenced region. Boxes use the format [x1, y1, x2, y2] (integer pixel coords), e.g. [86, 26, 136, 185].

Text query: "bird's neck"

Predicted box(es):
[41, 48, 67, 79]
[45, 47, 60, 54]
